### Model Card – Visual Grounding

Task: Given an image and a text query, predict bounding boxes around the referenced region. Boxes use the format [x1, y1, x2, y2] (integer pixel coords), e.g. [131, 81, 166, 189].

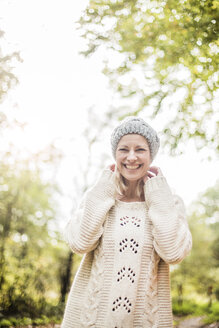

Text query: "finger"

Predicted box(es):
[147, 170, 156, 178]
[148, 166, 159, 176]
[109, 164, 115, 172]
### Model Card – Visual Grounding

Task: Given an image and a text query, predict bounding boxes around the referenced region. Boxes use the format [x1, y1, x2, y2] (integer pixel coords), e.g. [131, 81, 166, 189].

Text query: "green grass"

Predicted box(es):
[172, 298, 219, 324]
[203, 302, 219, 324]
[172, 298, 206, 316]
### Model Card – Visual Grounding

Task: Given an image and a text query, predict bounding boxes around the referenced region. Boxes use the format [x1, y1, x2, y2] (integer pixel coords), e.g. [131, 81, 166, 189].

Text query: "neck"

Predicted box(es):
[122, 179, 145, 202]
[126, 180, 138, 198]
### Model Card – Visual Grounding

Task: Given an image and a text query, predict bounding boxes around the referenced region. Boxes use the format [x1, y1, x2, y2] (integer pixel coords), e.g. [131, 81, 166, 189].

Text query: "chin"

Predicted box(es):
[121, 173, 145, 182]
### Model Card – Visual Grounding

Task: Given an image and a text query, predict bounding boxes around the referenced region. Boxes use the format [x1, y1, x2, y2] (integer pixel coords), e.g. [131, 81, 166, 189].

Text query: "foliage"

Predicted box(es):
[0, 29, 21, 105]
[171, 181, 219, 301]
[0, 27, 23, 143]
[0, 24, 72, 323]
[78, 0, 219, 154]
[0, 314, 62, 327]
[0, 160, 68, 318]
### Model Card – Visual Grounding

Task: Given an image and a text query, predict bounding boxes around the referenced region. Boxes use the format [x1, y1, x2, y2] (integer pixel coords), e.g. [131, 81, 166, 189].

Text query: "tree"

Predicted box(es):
[0, 29, 21, 118]
[78, 0, 219, 154]
[0, 26, 67, 319]
[0, 160, 57, 315]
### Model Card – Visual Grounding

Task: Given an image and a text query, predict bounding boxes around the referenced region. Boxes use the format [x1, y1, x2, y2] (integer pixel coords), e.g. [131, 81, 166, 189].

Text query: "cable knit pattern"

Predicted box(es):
[143, 248, 160, 328]
[80, 241, 104, 327]
[61, 169, 192, 328]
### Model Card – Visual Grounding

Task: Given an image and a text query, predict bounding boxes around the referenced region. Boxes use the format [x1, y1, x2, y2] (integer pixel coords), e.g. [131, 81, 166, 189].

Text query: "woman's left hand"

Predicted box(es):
[109, 164, 115, 172]
[143, 166, 162, 183]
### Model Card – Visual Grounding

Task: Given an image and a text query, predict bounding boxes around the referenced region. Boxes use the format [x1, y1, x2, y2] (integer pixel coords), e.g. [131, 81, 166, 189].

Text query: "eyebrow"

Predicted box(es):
[119, 144, 149, 148]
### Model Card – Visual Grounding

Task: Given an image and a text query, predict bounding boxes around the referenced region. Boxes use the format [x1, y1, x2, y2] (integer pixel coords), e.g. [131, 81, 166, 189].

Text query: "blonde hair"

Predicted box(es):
[114, 167, 145, 200]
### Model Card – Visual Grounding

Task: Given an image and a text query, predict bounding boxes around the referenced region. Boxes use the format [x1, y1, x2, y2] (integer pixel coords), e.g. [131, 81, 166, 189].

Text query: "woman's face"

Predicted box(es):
[115, 134, 151, 182]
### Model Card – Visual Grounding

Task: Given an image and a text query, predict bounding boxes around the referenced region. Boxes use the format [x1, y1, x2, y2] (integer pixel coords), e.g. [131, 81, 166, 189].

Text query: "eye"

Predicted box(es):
[137, 148, 146, 151]
[119, 148, 128, 151]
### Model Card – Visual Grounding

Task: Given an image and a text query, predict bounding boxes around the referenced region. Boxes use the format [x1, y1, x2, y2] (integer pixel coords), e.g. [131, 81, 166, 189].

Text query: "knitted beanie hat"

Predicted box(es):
[111, 116, 160, 161]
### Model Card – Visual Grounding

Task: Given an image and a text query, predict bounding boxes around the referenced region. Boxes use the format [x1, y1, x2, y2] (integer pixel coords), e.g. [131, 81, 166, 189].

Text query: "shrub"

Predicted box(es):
[0, 314, 61, 327]
[172, 298, 200, 316]
[0, 319, 11, 327]
[204, 302, 219, 324]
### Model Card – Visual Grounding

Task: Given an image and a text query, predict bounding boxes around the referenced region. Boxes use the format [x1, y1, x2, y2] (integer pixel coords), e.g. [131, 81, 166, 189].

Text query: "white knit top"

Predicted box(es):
[61, 169, 192, 328]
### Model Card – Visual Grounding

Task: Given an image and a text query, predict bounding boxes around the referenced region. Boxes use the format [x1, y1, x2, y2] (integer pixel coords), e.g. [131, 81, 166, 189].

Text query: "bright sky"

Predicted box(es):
[0, 0, 218, 222]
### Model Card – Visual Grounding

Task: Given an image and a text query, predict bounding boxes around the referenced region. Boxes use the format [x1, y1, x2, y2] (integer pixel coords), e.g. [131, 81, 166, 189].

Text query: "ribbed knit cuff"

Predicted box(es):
[87, 168, 116, 199]
[144, 176, 169, 193]
[144, 176, 172, 206]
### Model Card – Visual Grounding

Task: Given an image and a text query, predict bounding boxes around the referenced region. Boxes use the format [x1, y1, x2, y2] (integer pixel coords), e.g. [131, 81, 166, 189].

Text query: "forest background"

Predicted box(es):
[0, 0, 218, 327]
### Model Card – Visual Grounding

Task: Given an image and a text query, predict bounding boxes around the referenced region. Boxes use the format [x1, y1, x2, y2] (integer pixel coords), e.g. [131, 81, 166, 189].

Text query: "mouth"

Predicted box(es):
[123, 164, 143, 170]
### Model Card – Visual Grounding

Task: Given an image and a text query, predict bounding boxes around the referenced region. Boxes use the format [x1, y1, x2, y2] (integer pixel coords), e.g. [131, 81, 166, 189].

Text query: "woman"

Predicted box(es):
[62, 116, 192, 328]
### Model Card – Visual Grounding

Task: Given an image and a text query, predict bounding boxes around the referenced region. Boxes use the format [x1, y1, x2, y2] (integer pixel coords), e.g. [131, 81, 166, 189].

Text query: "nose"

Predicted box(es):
[127, 150, 137, 161]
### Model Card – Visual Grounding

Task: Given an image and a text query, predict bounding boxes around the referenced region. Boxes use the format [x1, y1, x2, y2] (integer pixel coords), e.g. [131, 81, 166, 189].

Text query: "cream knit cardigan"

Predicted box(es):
[62, 169, 192, 328]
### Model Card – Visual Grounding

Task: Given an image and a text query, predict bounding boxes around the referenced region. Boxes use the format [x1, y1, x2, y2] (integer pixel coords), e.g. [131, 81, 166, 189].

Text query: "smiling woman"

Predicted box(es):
[61, 116, 192, 328]
[116, 135, 151, 178]
[114, 134, 152, 202]
[111, 117, 159, 203]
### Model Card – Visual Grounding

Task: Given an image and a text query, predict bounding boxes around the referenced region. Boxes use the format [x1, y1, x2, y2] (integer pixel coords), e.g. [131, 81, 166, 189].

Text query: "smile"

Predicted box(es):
[123, 164, 142, 170]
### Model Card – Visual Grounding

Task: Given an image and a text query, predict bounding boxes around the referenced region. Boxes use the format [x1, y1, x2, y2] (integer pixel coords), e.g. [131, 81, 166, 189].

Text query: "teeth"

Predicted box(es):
[125, 165, 140, 169]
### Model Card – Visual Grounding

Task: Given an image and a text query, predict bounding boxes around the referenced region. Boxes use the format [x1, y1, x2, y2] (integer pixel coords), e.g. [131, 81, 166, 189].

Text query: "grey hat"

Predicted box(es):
[111, 116, 160, 161]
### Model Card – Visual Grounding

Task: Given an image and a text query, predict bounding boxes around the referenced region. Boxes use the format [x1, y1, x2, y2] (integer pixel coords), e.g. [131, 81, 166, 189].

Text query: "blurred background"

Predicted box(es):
[0, 0, 218, 326]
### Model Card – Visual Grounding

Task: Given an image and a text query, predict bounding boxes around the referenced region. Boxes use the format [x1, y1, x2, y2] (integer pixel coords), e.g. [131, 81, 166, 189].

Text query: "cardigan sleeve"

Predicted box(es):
[64, 169, 115, 255]
[144, 175, 192, 264]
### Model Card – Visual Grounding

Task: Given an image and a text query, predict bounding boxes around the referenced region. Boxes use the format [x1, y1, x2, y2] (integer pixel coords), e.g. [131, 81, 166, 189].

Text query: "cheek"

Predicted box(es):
[116, 158, 122, 168]
[115, 155, 124, 172]
[141, 156, 151, 171]
[143, 153, 151, 163]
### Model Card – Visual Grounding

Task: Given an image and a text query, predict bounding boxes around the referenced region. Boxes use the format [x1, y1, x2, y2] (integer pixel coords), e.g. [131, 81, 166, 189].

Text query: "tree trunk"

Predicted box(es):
[60, 251, 73, 303]
[0, 201, 13, 291]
